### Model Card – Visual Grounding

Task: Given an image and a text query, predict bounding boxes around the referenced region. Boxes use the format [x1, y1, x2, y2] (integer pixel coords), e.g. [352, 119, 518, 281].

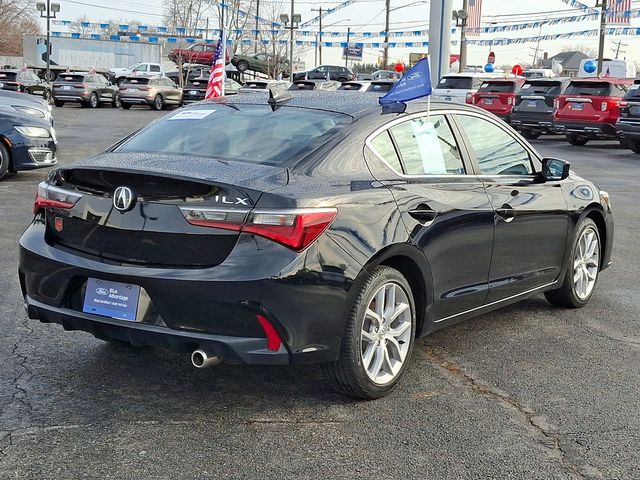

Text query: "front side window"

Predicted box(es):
[388, 115, 465, 176]
[133, 64, 148, 72]
[456, 115, 533, 176]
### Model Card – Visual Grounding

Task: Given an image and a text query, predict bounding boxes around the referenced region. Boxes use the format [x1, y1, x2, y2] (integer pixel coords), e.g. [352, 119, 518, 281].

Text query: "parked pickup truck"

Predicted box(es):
[109, 63, 165, 84]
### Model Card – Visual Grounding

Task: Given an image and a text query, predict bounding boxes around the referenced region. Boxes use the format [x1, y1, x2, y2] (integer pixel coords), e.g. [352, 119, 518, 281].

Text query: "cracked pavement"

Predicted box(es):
[1, 107, 639, 479]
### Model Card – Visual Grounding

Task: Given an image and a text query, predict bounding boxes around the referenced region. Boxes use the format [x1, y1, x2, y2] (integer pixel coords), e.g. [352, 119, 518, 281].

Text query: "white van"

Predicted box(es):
[578, 59, 637, 78]
[432, 72, 504, 104]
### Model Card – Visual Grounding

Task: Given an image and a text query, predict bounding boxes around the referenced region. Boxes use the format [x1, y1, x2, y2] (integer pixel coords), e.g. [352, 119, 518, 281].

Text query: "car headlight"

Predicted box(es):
[14, 126, 52, 139]
[12, 105, 45, 118]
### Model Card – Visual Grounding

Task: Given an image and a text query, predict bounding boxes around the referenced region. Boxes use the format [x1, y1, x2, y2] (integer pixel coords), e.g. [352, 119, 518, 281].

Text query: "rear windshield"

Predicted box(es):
[437, 76, 473, 90]
[564, 82, 611, 96]
[368, 83, 394, 92]
[479, 82, 516, 93]
[520, 81, 563, 95]
[57, 75, 85, 83]
[339, 83, 364, 90]
[115, 105, 352, 166]
[0, 72, 17, 80]
[186, 78, 207, 87]
[124, 77, 150, 85]
[291, 82, 316, 90]
[244, 82, 268, 89]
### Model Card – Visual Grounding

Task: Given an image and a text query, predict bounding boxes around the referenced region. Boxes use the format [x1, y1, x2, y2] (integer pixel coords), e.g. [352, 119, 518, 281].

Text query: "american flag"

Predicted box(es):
[607, 0, 631, 25]
[465, 0, 483, 38]
[205, 31, 226, 99]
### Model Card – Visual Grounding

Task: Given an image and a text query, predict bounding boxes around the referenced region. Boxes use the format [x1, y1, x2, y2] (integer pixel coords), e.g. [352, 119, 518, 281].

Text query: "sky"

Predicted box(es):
[45, 0, 640, 69]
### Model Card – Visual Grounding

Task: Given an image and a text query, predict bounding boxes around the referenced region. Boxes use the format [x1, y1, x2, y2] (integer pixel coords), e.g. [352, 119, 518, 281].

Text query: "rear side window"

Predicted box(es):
[150, 65, 161, 72]
[437, 77, 473, 90]
[520, 81, 562, 95]
[388, 115, 465, 176]
[479, 82, 515, 93]
[564, 82, 611, 96]
[369, 131, 403, 173]
[456, 115, 533, 176]
[116, 105, 351, 166]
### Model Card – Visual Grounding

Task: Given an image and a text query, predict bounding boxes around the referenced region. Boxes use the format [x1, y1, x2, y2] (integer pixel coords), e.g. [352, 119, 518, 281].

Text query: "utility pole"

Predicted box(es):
[597, 0, 607, 76]
[345, 27, 351, 67]
[382, 0, 390, 69]
[311, 7, 323, 66]
[254, 0, 259, 54]
[458, 0, 468, 73]
[612, 40, 627, 59]
[289, 0, 295, 83]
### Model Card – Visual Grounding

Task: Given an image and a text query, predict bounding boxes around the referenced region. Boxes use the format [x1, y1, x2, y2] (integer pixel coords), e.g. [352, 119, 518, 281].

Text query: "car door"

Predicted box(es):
[365, 113, 495, 320]
[96, 75, 112, 101]
[309, 66, 328, 80]
[453, 112, 569, 302]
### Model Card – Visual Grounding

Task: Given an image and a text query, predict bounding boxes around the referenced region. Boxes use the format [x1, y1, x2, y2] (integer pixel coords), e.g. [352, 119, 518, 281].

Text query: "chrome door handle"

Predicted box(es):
[496, 204, 516, 223]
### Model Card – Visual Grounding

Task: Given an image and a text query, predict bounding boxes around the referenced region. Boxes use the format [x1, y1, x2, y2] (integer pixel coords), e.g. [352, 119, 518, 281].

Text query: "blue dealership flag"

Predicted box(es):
[379, 57, 432, 105]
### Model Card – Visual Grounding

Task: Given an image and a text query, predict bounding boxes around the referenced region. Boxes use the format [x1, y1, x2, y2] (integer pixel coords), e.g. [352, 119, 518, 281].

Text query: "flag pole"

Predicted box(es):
[221, 1, 227, 96]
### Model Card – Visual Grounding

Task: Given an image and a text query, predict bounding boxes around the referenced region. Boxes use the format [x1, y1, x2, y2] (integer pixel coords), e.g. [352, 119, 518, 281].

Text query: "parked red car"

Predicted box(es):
[168, 43, 230, 65]
[471, 78, 526, 123]
[554, 77, 634, 146]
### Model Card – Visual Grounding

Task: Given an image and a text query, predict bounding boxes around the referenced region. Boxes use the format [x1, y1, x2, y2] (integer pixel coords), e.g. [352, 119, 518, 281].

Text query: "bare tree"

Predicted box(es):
[164, 0, 211, 36]
[69, 15, 95, 38]
[0, 0, 41, 55]
[561, 44, 598, 58]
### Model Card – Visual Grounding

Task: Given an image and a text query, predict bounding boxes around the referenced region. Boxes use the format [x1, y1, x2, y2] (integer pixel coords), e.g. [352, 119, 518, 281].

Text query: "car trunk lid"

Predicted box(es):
[44, 152, 288, 267]
[514, 80, 563, 114]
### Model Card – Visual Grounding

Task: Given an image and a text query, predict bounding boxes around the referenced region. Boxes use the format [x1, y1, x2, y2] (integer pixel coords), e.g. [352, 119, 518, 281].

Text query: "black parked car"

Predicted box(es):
[616, 81, 640, 154]
[0, 110, 56, 180]
[19, 92, 613, 399]
[0, 69, 52, 101]
[52, 72, 120, 108]
[511, 78, 571, 139]
[294, 65, 355, 82]
[182, 77, 242, 103]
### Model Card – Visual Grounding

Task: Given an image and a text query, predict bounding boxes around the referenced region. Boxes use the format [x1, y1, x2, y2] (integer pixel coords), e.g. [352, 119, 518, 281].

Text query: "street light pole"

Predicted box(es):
[459, 0, 468, 73]
[36, 0, 60, 82]
[597, 0, 608, 76]
[255, 0, 259, 54]
[311, 6, 323, 66]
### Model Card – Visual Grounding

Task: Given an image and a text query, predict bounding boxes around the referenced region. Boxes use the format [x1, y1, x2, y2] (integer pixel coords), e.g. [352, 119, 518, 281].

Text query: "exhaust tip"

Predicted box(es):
[191, 349, 221, 369]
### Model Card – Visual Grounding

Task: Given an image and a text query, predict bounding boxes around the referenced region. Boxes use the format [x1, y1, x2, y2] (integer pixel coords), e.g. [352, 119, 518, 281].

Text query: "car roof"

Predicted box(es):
[570, 77, 635, 84]
[206, 90, 485, 119]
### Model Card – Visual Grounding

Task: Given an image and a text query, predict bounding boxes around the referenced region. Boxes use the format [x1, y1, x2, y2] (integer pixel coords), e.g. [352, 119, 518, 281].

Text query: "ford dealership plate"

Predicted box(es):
[83, 277, 141, 321]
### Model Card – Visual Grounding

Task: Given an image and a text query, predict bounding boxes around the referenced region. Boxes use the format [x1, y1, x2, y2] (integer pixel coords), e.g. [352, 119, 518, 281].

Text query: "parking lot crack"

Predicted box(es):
[423, 346, 604, 480]
[6, 314, 35, 416]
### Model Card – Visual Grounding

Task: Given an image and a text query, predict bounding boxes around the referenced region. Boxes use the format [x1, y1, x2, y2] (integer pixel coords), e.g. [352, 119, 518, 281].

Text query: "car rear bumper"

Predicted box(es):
[18, 221, 361, 365]
[553, 121, 617, 137]
[511, 112, 556, 132]
[53, 93, 90, 102]
[120, 94, 154, 105]
[615, 120, 640, 140]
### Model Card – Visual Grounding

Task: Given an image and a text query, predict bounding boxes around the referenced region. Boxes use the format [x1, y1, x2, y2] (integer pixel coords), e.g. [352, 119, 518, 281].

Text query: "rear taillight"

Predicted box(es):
[620, 100, 628, 108]
[602, 99, 619, 112]
[181, 207, 338, 252]
[73, 83, 88, 89]
[466, 92, 474, 104]
[507, 97, 513, 106]
[554, 99, 559, 109]
[138, 86, 150, 91]
[33, 181, 82, 215]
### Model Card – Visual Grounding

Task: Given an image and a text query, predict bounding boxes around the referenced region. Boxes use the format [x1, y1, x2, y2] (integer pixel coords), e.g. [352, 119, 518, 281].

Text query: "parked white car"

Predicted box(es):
[432, 72, 503, 104]
[109, 63, 166, 84]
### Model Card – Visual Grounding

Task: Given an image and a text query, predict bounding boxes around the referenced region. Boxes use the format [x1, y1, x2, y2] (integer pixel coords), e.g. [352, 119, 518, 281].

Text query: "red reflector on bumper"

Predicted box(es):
[256, 314, 282, 352]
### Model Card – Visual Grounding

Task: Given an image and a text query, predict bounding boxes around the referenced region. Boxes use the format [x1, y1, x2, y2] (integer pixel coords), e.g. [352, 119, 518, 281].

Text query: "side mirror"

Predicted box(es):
[542, 157, 570, 181]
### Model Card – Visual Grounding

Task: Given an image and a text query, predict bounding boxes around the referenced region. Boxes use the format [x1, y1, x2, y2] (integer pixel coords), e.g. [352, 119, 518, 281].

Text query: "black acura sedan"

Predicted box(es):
[19, 91, 613, 399]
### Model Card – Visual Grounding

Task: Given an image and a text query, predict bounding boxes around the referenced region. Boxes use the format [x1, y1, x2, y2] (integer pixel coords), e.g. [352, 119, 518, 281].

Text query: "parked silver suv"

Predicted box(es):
[119, 76, 183, 110]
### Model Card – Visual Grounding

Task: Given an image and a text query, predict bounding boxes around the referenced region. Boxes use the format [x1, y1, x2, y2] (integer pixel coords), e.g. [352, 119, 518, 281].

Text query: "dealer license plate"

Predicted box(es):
[527, 100, 538, 107]
[190, 90, 199, 95]
[444, 96, 452, 102]
[82, 277, 141, 321]
[0, 83, 3, 88]
[484, 98, 494, 105]
[63, 85, 71, 90]
[572, 103, 583, 110]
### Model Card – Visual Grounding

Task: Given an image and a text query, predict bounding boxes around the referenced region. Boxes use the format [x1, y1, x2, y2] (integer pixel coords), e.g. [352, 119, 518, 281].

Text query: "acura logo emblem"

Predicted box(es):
[113, 186, 136, 212]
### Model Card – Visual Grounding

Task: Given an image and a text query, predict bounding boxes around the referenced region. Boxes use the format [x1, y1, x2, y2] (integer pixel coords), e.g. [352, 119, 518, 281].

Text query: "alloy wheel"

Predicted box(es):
[360, 282, 413, 385]
[573, 226, 599, 300]
[90, 93, 98, 108]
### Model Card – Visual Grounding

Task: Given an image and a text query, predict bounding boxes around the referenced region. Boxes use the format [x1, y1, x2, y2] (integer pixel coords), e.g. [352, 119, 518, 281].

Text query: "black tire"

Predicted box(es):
[545, 218, 601, 309]
[121, 102, 132, 110]
[566, 134, 589, 146]
[629, 139, 640, 154]
[337, 77, 348, 83]
[53, 99, 64, 107]
[152, 94, 164, 110]
[619, 138, 629, 149]
[42, 89, 51, 102]
[522, 129, 541, 140]
[112, 93, 121, 108]
[0, 142, 10, 181]
[236, 60, 249, 72]
[321, 266, 416, 399]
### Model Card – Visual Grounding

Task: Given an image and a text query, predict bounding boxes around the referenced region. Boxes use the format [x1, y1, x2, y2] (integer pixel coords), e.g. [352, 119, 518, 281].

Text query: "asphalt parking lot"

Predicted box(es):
[1, 104, 639, 479]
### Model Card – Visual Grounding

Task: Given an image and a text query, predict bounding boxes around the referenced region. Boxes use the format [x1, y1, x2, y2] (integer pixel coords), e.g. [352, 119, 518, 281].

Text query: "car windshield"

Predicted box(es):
[564, 82, 611, 96]
[479, 82, 515, 93]
[520, 81, 563, 95]
[115, 104, 352, 166]
[436, 77, 473, 89]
